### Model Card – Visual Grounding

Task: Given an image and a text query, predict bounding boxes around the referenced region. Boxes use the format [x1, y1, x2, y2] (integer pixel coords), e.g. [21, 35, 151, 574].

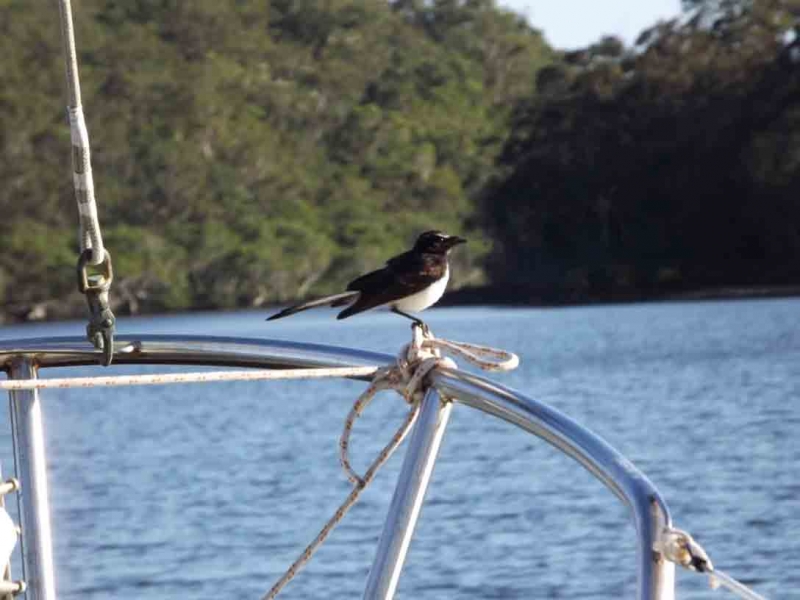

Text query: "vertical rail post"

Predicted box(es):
[0, 463, 12, 600]
[363, 388, 452, 600]
[434, 371, 678, 600]
[8, 359, 56, 600]
[649, 499, 676, 600]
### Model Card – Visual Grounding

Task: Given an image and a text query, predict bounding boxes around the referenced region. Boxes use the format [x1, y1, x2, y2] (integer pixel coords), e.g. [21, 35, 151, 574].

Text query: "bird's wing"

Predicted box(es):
[345, 264, 395, 293]
[338, 253, 442, 320]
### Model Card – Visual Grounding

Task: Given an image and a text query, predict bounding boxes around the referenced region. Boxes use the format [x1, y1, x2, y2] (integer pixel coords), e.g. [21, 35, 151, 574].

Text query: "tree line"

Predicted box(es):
[0, 0, 797, 322]
[481, 0, 800, 302]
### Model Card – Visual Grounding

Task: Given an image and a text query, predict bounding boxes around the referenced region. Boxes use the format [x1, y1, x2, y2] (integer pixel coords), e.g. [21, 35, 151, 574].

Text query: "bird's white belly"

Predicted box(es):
[392, 270, 449, 312]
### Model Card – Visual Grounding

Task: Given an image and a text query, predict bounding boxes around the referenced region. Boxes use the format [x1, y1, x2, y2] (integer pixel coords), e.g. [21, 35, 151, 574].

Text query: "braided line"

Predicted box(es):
[263, 326, 519, 598]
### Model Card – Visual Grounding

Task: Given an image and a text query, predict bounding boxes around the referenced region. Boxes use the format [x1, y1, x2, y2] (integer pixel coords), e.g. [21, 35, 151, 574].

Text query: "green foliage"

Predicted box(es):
[4, 0, 795, 319]
[483, 0, 800, 300]
[0, 0, 550, 319]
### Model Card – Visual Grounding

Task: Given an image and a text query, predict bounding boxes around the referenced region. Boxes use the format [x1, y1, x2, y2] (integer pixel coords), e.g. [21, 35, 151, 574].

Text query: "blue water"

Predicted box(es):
[0, 299, 798, 599]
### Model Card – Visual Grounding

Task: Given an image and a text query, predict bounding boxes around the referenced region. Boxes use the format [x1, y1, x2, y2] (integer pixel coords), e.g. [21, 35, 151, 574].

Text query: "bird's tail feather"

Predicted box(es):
[266, 291, 359, 321]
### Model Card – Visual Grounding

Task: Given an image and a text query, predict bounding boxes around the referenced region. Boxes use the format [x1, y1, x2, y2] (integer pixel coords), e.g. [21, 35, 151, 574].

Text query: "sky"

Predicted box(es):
[499, 0, 682, 49]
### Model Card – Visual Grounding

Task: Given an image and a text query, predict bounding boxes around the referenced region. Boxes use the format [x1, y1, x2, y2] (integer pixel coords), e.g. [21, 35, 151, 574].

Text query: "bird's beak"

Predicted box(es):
[447, 236, 467, 247]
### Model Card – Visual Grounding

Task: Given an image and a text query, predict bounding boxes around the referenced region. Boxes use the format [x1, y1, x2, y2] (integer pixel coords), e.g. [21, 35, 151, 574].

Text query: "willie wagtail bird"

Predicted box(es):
[266, 230, 466, 326]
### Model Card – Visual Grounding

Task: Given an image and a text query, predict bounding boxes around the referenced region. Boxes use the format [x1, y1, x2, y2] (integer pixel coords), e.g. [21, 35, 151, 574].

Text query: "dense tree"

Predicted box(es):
[2, 0, 798, 321]
[0, 0, 549, 320]
[481, 0, 800, 301]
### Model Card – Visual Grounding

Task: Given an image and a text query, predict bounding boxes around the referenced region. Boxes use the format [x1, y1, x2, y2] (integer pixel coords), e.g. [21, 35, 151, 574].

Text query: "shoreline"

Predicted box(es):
[441, 283, 800, 309]
[3, 284, 800, 326]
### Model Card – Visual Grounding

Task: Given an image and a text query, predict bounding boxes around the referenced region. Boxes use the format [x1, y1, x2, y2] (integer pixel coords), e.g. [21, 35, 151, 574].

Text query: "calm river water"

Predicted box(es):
[0, 299, 797, 599]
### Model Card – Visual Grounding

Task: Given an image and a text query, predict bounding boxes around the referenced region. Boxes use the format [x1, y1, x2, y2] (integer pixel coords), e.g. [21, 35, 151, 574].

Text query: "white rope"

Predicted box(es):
[415, 334, 519, 373]
[655, 527, 768, 600]
[709, 570, 768, 600]
[0, 367, 379, 391]
[0, 326, 519, 599]
[261, 394, 421, 600]
[263, 325, 519, 599]
[57, 0, 105, 264]
[68, 105, 102, 258]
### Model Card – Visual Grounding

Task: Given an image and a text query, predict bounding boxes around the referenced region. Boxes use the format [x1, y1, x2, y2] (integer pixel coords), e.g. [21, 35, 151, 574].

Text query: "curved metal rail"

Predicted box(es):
[0, 335, 674, 599]
[0, 335, 391, 372]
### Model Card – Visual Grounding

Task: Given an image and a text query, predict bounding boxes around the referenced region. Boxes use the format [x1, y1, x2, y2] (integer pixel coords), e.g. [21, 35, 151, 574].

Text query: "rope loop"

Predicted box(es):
[655, 526, 713, 573]
[413, 327, 520, 373]
[265, 324, 519, 599]
[339, 322, 520, 485]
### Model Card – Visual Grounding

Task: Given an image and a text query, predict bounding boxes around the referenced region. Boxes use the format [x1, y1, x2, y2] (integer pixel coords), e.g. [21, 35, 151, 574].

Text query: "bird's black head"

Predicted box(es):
[413, 230, 467, 254]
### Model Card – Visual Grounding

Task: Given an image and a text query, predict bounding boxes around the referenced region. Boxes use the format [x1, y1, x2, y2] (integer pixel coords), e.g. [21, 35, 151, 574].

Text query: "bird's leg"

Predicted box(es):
[391, 307, 430, 335]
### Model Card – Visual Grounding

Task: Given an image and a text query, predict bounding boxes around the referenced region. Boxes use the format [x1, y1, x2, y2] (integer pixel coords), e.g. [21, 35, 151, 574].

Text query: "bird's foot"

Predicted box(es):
[392, 307, 431, 335]
[413, 321, 431, 337]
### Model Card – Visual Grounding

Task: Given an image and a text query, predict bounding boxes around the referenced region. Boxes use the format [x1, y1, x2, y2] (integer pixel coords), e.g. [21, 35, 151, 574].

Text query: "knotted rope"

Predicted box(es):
[262, 325, 519, 600]
[655, 527, 768, 600]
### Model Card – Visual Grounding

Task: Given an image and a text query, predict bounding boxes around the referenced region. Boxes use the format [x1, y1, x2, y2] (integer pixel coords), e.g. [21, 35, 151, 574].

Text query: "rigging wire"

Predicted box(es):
[56, 0, 105, 262]
[55, 0, 116, 365]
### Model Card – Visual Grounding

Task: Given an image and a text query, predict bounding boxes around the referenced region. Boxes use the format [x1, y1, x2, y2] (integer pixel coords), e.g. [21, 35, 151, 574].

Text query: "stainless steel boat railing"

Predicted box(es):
[0, 335, 675, 600]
